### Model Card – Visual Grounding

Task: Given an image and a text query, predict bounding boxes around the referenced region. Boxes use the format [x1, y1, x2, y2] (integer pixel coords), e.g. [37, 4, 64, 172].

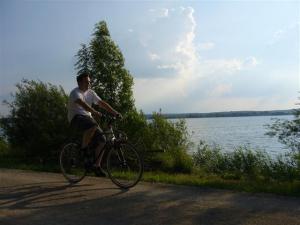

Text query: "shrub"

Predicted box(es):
[1, 79, 70, 161]
[192, 141, 227, 174]
[0, 136, 9, 155]
[119, 112, 193, 173]
[266, 153, 299, 181]
[193, 140, 300, 181]
[157, 147, 193, 173]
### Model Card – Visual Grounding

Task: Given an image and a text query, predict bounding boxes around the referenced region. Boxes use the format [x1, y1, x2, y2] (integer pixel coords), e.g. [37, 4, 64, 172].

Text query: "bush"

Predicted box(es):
[266, 153, 299, 181]
[1, 78, 192, 172]
[193, 140, 300, 181]
[192, 141, 227, 174]
[1, 79, 70, 161]
[156, 147, 193, 173]
[0, 136, 9, 155]
[119, 111, 193, 173]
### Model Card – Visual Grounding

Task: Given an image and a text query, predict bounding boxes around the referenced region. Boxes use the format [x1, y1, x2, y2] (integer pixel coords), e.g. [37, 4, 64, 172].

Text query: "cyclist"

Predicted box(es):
[67, 72, 121, 168]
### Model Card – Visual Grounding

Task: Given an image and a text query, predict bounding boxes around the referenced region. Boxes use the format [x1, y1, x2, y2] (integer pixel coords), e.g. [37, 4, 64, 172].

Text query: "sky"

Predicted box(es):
[0, 0, 299, 115]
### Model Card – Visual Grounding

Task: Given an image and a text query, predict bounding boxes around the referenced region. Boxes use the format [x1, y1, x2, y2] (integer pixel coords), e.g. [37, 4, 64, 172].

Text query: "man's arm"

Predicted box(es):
[98, 100, 119, 116]
[75, 99, 101, 117]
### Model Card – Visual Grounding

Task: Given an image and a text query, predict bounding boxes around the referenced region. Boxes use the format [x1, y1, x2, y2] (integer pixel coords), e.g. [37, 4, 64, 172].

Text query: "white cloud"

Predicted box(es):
[288, 21, 300, 30]
[133, 6, 264, 112]
[210, 84, 232, 97]
[134, 77, 186, 111]
[149, 52, 160, 60]
[162, 8, 169, 17]
[148, 8, 169, 19]
[274, 29, 285, 38]
[134, 6, 200, 111]
[200, 59, 243, 74]
[138, 32, 152, 47]
[132, 7, 263, 113]
[157, 63, 180, 70]
[199, 57, 259, 75]
[268, 29, 285, 45]
[243, 56, 259, 68]
[198, 42, 215, 50]
[128, 29, 133, 33]
[193, 97, 264, 112]
[188, 95, 297, 113]
[268, 22, 299, 45]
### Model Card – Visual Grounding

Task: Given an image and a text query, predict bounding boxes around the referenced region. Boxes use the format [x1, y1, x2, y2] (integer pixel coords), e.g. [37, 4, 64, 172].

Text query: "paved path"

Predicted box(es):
[0, 169, 300, 225]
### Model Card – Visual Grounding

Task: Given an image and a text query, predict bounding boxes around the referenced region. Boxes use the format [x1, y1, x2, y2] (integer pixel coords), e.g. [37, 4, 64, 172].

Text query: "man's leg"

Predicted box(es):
[81, 126, 97, 149]
[71, 115, 99, 149]
[94, 142, 106, 167]
[91, 128, 107, 167]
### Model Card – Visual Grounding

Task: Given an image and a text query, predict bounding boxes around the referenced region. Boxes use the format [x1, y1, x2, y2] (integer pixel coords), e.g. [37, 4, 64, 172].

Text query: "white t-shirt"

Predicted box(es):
[67, 87, 102, 122]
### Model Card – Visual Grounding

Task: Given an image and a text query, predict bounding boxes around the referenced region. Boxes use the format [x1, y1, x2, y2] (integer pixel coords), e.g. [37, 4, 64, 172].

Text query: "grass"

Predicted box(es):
[1, 155, 299, 197]
[141, 171, 300, 196]
[0, 155, 60, 172]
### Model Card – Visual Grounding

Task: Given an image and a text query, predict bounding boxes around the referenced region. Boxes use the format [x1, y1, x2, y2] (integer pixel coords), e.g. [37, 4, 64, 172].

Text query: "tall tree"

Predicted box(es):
[75, 44, 91, 76]
[75, 21, 135, 114]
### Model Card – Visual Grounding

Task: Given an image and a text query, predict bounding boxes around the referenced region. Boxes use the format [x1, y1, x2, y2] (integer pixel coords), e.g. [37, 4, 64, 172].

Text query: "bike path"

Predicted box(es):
[0, 169, 299, 225]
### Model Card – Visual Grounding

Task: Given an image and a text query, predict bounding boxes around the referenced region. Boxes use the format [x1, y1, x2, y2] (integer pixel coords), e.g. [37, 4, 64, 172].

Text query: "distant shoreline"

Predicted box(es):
[145, 109, 295, 119]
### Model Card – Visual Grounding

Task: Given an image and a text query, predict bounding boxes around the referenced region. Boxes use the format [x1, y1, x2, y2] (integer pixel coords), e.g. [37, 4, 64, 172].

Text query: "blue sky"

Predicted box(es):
[0, 0, 299, 115]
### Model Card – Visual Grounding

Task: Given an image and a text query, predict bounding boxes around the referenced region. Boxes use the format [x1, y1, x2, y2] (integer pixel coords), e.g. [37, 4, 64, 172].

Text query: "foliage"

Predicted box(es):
[265, 108, 300, 153]
[0, 136, 9, 155]
[74, 20, 192, 172]
[193, 140, 300, 181]
[263, 152, 300, 181]
[0, 79, 70, 160]
[75, 21, 135, 115]
[118, 112, 193, 173]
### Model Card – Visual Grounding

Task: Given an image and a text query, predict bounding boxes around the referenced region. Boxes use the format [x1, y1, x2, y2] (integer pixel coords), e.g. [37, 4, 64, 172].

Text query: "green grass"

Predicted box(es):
[141, 171, 300, 196]
[0, 156, 60, 172]
[1, 155, 300, 196]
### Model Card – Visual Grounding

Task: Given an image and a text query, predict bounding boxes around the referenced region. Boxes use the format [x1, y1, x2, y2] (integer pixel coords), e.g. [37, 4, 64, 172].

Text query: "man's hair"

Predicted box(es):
[76, 72, 90, 83]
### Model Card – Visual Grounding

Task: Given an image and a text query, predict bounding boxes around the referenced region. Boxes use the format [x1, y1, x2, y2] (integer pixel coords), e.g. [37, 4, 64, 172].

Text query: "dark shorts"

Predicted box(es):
[70, 115, 106, 146]
[71, 115, 98, 131]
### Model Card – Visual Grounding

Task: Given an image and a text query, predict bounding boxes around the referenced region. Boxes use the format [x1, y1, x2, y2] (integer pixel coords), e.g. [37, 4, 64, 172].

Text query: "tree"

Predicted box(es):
[75, 21, 193, 173]
[75, 21, 135, 115]
[0, 79, 70, 160]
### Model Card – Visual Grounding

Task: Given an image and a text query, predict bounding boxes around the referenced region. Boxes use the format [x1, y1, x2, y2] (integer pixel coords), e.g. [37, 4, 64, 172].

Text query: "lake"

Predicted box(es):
[171, 115, 294, 156]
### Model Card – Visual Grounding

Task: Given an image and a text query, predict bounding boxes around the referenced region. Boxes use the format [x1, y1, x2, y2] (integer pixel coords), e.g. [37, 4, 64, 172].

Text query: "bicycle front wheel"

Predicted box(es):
[59, 142, 87, 184]
[107, 143, 143, 189]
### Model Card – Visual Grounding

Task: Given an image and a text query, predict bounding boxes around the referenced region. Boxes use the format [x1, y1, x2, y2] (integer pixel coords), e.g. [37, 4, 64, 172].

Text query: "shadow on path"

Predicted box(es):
[0, 172, 300, 225]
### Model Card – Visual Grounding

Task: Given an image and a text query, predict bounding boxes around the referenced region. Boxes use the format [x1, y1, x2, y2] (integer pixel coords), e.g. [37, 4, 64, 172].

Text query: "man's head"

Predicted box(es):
[76, 72, 91, 91]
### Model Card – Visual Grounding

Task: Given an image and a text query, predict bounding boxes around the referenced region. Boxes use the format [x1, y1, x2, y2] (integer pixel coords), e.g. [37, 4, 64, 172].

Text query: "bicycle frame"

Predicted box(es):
[92, 116, 124, 173]
[60, 114, 143, 188]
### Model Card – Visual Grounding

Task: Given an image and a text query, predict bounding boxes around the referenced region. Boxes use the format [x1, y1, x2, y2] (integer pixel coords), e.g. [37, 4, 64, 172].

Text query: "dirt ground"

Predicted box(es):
[0, 169, 300, 225]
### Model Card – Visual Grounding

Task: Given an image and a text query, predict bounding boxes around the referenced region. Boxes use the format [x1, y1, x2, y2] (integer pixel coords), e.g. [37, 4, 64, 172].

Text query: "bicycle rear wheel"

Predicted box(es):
[107, 143, 143, 189]
[60, 142, 87, 184]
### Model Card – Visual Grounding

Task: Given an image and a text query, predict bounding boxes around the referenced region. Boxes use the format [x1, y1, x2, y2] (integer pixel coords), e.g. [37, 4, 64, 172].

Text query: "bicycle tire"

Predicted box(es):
[59, 142, 87, 184]
[107, 143, 143, 189]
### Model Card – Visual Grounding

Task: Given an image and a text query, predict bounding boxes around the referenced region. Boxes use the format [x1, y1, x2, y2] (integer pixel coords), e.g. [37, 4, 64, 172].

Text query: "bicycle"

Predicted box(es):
[59, 115, 143, 189]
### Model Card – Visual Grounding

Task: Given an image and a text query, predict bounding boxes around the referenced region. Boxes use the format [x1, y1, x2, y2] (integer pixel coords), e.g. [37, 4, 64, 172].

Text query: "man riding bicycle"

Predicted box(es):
[67, 72, 121, 168]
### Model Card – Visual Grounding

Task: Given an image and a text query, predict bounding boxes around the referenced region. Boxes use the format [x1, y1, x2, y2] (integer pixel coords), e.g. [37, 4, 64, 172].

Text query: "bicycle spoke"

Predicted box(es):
[107, 143, 143, 189]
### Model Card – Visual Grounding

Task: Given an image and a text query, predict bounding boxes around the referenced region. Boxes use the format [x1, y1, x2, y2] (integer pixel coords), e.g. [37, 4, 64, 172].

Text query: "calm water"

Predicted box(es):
[172, 115, 293, 155]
